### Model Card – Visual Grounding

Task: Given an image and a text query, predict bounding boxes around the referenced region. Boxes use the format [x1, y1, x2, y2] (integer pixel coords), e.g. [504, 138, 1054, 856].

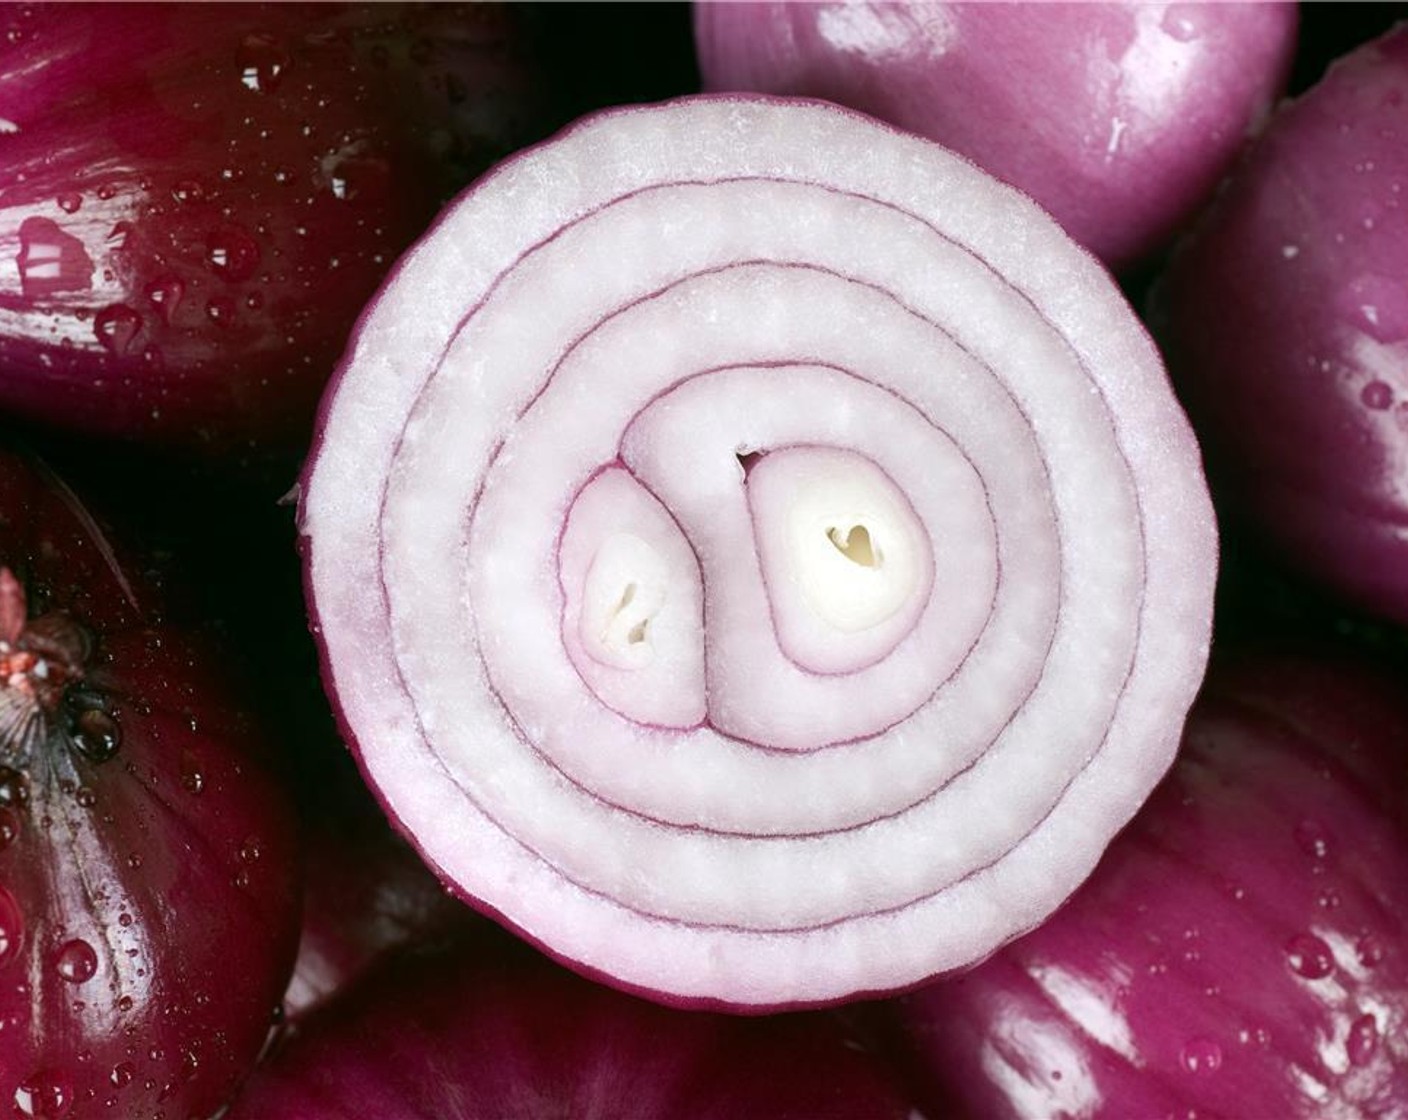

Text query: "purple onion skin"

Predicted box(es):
[0, 448, 300, 1119]
[1153, 27, 1408, 626]
[887, 653, 1408, 1120]
[232, 931, 922, 1120]
[694, 2, 1296, 270]
[0, 4, 550, 467]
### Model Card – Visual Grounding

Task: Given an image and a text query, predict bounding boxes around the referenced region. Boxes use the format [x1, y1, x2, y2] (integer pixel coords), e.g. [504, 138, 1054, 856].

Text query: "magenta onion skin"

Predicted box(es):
[0, 3, 549, 464]
[1153, 28, 1408, 626]
[694, 2, 1296, 270]
[888, 653, 1408, 1120]
[299, 95, 1216, 1009]
[231, 931, 920, 1120]
[0, 448, 300, 1118]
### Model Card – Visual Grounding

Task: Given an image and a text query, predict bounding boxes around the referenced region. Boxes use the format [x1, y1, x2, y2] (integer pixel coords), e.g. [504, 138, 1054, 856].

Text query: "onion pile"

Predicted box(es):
[298, 96, 1216, 1008]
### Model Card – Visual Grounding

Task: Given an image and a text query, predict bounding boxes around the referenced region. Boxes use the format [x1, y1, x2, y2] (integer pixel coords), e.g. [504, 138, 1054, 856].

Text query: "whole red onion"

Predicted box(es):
[889, 652, 1408, 1119]
[1153, 26, 1408, 625]
[0, 3, 551, 465]
[0, 446, 300, 1119]
[231, 931, 921, 1119]
[695, 1, 1297, 269]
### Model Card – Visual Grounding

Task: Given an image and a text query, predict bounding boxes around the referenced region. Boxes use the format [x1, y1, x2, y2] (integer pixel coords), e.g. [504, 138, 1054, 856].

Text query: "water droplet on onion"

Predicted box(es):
[0, 806, 21, 848]
[71, 708, 121, 762]
[237, 32, 289, 92]
[93, 305, 143, 357]
[0, 887, 23, 968]
[1179, 1037, 1222, 1075]
[205, 225, 261, 282]
[16, 218, 94, 301]
[1361, 380, 1394, 410]
[54, 939, 97, 984]
[13, 1071, 71, 1118]
[1347, 1013, 1379, 1066]
[1293, 819, 1331, 860]
[1285, 932, 1335, 979]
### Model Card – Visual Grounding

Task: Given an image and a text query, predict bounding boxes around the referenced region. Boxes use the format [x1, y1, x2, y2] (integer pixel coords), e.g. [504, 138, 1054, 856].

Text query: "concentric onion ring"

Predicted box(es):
[299, 97, 1217, 1008]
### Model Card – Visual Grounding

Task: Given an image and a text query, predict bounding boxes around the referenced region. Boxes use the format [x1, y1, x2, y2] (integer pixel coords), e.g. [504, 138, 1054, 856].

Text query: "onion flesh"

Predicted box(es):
[299, 95, 1217, 1009]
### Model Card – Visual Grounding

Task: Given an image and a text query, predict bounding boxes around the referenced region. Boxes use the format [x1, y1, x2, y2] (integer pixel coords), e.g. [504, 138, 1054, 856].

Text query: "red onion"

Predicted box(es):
[0, 3, 550, 464]
[0, 446, 300, 1118]
[888, 652, 1408, 1119]
[1153, 26, 1408, 626]
[231, 931, 920, 1119]
[298, 96, 1217, 1008]
[694, 2, 1297, 270]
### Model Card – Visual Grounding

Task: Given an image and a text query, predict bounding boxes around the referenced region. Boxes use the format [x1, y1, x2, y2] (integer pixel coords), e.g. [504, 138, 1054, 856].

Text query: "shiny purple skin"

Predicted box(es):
[0, 4, 549, 464]
[0, 449, 301, 1119]
[232, 932, 921, 1120]
[1153, 28, 1408, 625]
[888, 654, 1408, 1120]
[694, 1, 1296, 269]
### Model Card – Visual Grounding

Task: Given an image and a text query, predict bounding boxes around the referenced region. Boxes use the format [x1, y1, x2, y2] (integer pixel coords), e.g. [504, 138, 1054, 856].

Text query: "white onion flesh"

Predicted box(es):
[299, 97, 1216, 1008]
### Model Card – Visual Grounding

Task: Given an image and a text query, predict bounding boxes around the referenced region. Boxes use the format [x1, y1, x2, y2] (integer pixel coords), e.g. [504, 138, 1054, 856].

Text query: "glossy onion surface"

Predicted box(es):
[1154, 27, 1408, 625]
[0, 3, 549, 463]
[232, 932, 919, 1120]
[891, 653, 1408, 1119]
[0, 448, 300, 1119]
[694, 1, 1296, 269]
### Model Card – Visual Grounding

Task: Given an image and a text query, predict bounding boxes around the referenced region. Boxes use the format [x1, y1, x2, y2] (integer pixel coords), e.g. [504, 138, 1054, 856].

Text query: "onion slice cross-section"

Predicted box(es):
[298, 96, 1217, 1009]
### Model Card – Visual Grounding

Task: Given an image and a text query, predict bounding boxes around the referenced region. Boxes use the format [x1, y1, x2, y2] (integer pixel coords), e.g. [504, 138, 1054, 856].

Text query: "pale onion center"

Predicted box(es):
[786, 474, 921, 634]
[579, 532, 668, 670]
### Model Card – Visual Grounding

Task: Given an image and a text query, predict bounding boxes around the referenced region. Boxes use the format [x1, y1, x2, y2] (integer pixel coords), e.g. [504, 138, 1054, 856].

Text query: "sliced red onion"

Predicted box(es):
[299, 97, 1217, 1008]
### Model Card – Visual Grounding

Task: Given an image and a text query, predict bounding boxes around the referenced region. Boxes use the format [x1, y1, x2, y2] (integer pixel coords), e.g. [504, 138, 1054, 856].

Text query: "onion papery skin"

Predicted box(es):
[1152, 27, 1408, 626]
[693, 2, 1297, 270]
[0, 3, 550, 465]
[888, 653, 1408, 1120]
[229, 932, 921, 1120]
[0, 446, 301, 1120]
[299, 96, 1216, 1009]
